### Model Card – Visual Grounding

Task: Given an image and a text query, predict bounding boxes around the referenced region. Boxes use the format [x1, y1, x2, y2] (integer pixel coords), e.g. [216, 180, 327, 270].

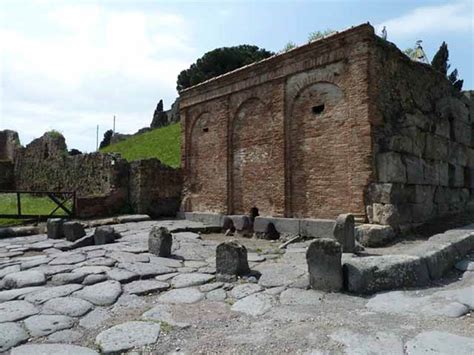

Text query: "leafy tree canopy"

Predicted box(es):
[431, 41, 463, 91]
[99, 129, 114, 149]
[177, 45, 274, 91]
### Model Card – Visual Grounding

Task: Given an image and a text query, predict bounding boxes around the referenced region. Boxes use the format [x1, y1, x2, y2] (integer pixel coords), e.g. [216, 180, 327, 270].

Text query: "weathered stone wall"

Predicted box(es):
[0, 130, 20, 162]
[367, 38, 474, 228]
[180, 24, 375, 219]
[0, 161, 14, 189]
[129, 159, 182, 217]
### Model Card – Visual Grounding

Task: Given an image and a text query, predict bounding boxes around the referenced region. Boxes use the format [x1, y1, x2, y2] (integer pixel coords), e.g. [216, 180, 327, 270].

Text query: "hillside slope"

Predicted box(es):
[101, 123, 181, 168]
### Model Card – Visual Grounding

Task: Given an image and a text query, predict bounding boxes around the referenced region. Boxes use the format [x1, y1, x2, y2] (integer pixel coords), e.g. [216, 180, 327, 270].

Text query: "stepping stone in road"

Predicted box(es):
[229, 283, 263, 300]
[0, 322, 29, 352]
[0, 300, 38, 322]
[0, 286, 45, 302]
[10, 344, 98, 355]
[149, 227, 172, 257]
[23, 314, 75, 336]
[95, 321, 161, 354]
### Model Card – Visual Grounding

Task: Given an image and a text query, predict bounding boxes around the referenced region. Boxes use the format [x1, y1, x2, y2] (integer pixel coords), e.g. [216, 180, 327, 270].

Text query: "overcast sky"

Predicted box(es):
[1, 0, 473, 152]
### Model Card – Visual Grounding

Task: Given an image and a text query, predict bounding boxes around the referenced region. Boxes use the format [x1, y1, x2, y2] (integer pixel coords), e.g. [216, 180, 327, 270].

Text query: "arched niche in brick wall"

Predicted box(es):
[287, 81, 351, 219]
[230, 97, 277, 216]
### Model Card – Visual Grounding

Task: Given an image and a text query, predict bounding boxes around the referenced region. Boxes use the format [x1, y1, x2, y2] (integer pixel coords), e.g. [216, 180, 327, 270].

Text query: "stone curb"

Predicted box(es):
[0, 226, 43, 239]
[343, 225, 474, 294]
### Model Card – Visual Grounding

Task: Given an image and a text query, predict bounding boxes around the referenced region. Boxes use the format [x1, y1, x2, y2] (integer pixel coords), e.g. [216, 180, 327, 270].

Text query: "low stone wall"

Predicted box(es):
[129, 159, 182, 217]
[0, 161, 14, 190]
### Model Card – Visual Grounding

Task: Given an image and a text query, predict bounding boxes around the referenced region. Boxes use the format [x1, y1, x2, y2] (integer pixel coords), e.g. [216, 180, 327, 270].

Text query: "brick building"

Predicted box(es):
[179, 23, 474, 230]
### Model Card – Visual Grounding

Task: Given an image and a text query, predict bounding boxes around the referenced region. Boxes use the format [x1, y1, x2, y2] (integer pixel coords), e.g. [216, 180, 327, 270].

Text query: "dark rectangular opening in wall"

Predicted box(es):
[312, 104, 325, 115]
[448, 164, 456, 187]
[202, 127, 209, 133]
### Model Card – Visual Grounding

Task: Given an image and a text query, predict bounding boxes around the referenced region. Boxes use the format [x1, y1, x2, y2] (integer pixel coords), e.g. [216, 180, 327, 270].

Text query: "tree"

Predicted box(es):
[308, 29, 335, 42]
[431, 42, 463, 91]
[176, 45, 274, 91]
[69, 148, 82, 156]
[99, 129, 114, 149]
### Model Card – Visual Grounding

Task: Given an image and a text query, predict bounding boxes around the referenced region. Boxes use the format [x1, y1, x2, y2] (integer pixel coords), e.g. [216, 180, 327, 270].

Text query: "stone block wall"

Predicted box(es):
[180, 24, 375, 220]
[0, 130, 20, 162]
[367, 38, 474, 228]
[129, 159, 182, 217]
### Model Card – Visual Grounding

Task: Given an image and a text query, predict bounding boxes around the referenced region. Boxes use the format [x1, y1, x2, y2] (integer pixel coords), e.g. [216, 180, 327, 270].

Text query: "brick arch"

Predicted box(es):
[286, 81, 350, 218]
[230, 97, 277, 216]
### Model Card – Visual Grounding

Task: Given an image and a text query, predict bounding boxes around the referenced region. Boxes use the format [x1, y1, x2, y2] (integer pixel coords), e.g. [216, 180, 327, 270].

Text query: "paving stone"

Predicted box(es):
[46, 329, 83, 343]
[247, 253, 266, 262]
[36, 264, 75, 276]
[0, 322, 29, 351]
[24, 284, 83, 304]
[95, 321, 161, 353]
[147, 255, 183, 268]
[330, 329, 404, 354]
[155, 272, 179, 281]
[158, 287, 204, 304]
[3, 270, 46, 289]
[82, 274, 108, 285]
[231, 293, 276, 316]
[49, 253, 86, 265]
[11, 343, 98, 355]
[436, 286, 474, 308]
[405, 331, 474, 355]
[206, 288, 227, 301]
[172, 232, 201, 242]
[433, 302, 470, 318]
[42, 297, 94, 317]
[108, 251, 150, 264]
[171, 273, 214, 288]
[229, 283, 263, 300]
[0, 264, 20, 279]
[0, 300, 38, 322]
[0, 286, 45, 302]
[79, 308, 111, 329]
[141, 304, 190, 328]
[199, 282, 224, 292]
[73, 280, 122, 306]
[51, 272, 86, 285]
[264, 286, 287, 295]
[124, 280, 169, 295]
[199, 266, 217, 274]
[117, 262, 173, 278]
[279, 288, 323, 305]
[73, 266, 110, 275]
[257, 263, 305, 288]
[177, 267, 197, 273]
[83, 257, 116, 267]
[106, 268, 139, 283]
[24, 314, 75, 336]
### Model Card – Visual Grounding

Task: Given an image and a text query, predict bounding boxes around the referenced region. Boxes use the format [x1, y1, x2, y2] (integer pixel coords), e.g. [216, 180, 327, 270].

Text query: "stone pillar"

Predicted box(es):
[63, 222, 86, 242]
[149, 226, 172, 257]
[94, 226, 118, 245]
[216, 241, 250, 277]
[333, 214, 355, 253]
[47, 218, 64, 239]
[306, 238, 343, 292]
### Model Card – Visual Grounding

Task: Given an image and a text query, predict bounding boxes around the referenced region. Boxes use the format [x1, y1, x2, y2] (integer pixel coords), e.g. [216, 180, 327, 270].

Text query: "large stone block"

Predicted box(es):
[376, 152, 406, 183]
[452, 120, 471, 145]
[405, 155, 424, 184]
[228, 215, 251, 232]
[366, 183, 411, 204]
[148, 227, 172, 257]
[449, 164, 464, 187]
[355, 224, 395, 247]
[62, 222, 85, 242]
[436, 96, 470, 123]
[424, 135, 448, 161]
[422, 160, 438, 185]
[306, 239, 342, 292]
[371, 203, 399, 226]
[448, 142, 468, 167]
[438, 162, 449, 186]
[94, 226, 119, 245]
[408, 185, 435, 204]
[333, 214, 355, 253]
[299, 219, 335, 238]
[253, 217, 299, 235]
[47, 218, 64, 240]
[216, 241, 250, 276]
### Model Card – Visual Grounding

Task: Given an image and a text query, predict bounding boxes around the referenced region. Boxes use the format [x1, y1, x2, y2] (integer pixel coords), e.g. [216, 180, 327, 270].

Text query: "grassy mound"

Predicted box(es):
[101, 123, 181, 168]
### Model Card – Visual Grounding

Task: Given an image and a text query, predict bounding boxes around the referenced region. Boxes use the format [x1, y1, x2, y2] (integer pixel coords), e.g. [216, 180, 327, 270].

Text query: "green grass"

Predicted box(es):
[101, 123, 181, 168]
[0, 194, 71, 227]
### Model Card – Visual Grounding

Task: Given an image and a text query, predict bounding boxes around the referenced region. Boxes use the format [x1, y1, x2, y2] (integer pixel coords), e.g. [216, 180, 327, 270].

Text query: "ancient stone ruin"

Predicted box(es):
[179, 23, 474, 244]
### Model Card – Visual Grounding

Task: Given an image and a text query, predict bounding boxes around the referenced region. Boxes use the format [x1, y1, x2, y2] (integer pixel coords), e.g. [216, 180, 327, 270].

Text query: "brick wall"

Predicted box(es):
[180, 24, 375, 220]
[368, 38, 474, 228]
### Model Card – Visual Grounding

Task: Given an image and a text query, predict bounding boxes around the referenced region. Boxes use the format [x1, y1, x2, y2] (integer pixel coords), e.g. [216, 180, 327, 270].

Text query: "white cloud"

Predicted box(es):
[376, 0, 473, 39]
[0, 2, 196, 152]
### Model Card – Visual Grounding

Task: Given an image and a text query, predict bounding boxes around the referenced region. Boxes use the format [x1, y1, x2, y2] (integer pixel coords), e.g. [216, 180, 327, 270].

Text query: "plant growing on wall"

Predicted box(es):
[176, 45, 274, 91]
[308, 29, 336, 42]
[281, 41, 297, 53]
[431, 41, 463, 91]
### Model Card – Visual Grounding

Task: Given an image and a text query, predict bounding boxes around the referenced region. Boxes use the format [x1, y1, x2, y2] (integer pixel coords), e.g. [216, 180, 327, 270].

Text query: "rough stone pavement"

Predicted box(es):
[0, 219, 472, 354]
